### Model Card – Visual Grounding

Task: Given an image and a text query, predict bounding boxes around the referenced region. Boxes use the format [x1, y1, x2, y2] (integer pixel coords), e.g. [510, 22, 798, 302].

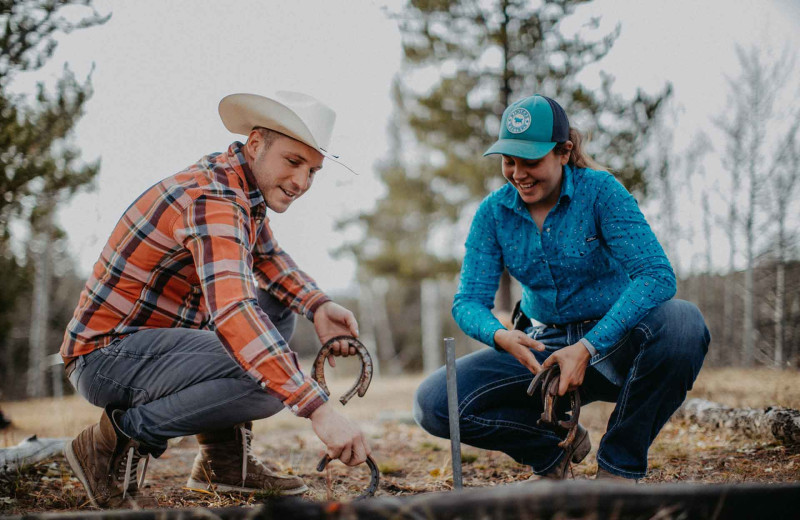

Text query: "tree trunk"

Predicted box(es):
[774, 261, 785, 367]
[357, 280, 380, 378]
[26, 215, 53, 399]
[420, 278, 442, 374]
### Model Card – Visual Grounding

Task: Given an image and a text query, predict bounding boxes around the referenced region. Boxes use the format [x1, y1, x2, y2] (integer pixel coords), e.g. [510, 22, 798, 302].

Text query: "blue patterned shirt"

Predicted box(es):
[452, 164, 676, 355]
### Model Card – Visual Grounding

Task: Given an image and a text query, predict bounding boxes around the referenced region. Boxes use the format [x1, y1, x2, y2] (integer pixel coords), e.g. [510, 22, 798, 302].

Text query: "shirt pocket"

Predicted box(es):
[560, 232, 602, 259]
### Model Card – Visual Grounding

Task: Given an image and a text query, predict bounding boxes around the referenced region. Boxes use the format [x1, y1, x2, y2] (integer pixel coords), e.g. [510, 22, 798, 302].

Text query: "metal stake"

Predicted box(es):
[444, 337, 462, 489]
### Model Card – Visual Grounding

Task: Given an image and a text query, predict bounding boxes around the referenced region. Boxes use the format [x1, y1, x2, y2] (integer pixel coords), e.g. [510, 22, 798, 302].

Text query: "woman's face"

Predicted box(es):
[502, 147, 570, 210]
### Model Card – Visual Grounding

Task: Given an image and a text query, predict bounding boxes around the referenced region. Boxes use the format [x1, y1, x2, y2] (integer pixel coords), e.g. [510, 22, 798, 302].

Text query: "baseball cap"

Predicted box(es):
[484, 94, 570, 160]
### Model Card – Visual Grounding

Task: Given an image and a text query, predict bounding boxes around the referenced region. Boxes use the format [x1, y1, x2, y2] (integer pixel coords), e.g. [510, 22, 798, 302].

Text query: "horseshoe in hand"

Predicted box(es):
[313, 335, 374, 406]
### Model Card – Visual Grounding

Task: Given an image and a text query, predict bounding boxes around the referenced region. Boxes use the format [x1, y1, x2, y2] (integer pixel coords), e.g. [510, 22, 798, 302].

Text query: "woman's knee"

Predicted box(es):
[647, 299, 710, 363]
[413, 370, 450, 439]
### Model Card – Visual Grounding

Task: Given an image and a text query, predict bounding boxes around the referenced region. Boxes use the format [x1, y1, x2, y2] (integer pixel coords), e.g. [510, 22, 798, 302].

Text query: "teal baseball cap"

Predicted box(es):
[484, 94, 570, 160]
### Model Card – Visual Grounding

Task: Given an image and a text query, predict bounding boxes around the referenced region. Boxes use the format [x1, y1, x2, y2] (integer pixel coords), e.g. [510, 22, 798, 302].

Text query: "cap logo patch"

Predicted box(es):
[506, 108, 532, 134]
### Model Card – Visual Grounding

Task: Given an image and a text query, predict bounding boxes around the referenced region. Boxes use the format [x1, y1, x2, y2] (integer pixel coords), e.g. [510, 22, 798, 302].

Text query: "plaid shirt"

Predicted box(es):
[60, 142, 330, 417]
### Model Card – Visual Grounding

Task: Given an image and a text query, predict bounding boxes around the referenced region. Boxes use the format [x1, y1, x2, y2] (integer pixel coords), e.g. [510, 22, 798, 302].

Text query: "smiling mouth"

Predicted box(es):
[280, 187, 297, 199]
[518, 181, 539, 189]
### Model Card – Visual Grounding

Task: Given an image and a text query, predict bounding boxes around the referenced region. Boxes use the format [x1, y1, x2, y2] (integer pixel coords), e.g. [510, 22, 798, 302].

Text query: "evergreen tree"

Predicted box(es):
[0, 0, 107, 392]
[342, 0, 671, 312]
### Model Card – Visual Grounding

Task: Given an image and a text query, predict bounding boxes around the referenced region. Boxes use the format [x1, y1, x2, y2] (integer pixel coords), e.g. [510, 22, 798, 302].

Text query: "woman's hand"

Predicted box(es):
[493, 329, 545, 374]
[541, 342, 591, 395]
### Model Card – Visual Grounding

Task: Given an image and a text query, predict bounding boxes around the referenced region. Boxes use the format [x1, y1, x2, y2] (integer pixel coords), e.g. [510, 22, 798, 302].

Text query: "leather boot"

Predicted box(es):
[540, 424, 591, 480]
[186, 422, 308, 495]
[596, 467, 638, 484]
[64, 407, 150, 508]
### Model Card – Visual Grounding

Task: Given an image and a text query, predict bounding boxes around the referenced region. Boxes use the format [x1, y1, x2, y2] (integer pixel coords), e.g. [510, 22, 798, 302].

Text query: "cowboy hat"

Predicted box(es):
[219, 91, 355, 173]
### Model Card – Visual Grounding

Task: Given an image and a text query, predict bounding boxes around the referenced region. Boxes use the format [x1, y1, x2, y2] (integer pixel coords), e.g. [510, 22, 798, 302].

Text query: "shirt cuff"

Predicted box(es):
[279, 376, 329, 418]
[303, 291, 331, 321]
[580, 337, 597, 357]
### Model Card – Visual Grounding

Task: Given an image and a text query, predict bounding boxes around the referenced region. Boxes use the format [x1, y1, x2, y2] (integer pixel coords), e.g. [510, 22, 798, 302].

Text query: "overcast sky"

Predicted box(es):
[13, 0, 800, 294]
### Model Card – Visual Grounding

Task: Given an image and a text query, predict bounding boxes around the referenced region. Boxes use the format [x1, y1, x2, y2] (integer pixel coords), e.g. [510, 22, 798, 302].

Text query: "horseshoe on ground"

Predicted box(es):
[316, 454, 380, 500]
[313, 336, 374, 406]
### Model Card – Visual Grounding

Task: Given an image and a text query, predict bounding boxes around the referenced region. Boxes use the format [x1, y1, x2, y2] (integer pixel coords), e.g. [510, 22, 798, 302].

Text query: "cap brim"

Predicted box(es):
[483, 139, 556, 160]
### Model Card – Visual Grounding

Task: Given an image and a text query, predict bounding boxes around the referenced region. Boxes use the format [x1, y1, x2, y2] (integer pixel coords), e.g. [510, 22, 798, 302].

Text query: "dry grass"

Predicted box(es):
[1, 367, 799, 514]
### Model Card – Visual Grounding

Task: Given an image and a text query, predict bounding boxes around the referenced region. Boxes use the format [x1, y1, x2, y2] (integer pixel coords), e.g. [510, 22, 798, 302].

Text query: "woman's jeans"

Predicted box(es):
[413, 299, 709, 479]
[67, 290, 295, 457]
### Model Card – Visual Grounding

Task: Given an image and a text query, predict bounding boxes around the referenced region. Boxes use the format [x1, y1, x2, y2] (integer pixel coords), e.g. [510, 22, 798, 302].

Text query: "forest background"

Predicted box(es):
[1, 0, 800, 402]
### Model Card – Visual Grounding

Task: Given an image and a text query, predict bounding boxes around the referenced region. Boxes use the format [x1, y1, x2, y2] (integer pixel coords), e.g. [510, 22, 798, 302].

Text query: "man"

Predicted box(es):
[60, 91, 369, 508]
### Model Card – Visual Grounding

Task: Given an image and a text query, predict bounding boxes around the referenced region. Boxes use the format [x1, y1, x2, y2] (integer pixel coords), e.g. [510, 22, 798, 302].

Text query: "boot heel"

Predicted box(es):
[571, 431, 591, 463]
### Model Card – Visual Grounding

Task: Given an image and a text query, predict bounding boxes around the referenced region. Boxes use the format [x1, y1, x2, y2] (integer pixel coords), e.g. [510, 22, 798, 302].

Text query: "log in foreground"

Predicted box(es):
[0, 436, 68, 475]
[7, 480, 800, 520]
[678, 398, 800, 445]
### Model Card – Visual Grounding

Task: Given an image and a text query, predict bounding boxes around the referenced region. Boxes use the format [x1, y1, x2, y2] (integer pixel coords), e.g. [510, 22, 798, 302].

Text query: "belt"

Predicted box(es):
[64, 359, 77, 378]
[546, 320, 595, 330]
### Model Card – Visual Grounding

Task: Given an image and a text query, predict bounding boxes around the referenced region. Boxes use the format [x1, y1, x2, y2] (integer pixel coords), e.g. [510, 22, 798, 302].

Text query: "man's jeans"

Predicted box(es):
[413, 299, 709, 479]
[67, 290, 296, 457]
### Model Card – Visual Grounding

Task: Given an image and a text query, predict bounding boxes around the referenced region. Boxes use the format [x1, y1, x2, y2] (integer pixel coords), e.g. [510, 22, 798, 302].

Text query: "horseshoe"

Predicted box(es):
[316, 454, 380, 500]
[313, 336, 373, 406]
[526, 365, 582, 449]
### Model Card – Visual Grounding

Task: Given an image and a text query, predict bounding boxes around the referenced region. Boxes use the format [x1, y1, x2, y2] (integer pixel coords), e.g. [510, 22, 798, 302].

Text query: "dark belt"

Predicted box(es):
[64, 359, 77, 378]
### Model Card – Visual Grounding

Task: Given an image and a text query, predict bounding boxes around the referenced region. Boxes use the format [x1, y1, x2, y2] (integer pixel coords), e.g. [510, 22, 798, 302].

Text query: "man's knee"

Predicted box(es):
[413, 372, 450, 439]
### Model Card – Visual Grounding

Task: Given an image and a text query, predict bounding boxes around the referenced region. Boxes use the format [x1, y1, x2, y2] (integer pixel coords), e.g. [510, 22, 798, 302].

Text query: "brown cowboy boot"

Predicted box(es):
[64, 407, 150, 508]
[187, 422, 308, 495]
[540, 424, 591, 480]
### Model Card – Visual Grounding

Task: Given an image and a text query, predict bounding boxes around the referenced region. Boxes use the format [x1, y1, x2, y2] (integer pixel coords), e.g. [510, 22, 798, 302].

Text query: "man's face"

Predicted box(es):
[247, 132, 324, 213]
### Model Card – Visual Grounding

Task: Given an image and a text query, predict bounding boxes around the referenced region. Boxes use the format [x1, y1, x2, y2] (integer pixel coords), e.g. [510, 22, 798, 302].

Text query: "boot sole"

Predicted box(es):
[64, 441, 101, 508]
[185, 477, 309, 496]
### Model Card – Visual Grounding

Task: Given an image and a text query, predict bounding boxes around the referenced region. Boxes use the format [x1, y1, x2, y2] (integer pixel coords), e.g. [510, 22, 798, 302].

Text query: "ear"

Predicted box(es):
[244, 129, 263, 162]
[559, 141, 573, 165]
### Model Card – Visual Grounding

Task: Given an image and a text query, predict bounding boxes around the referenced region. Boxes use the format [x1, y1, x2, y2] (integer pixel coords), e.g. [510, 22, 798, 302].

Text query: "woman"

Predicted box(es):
[414, 94, 709, 481]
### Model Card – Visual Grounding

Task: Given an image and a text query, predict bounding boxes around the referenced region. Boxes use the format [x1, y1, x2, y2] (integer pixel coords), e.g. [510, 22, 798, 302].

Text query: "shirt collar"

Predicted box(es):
[498, 163, 575, 211]
[227, 141, 265, 209]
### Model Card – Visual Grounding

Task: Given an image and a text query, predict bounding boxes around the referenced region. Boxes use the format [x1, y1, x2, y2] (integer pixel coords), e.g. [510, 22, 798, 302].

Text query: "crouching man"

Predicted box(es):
[59, 91, 368, 507]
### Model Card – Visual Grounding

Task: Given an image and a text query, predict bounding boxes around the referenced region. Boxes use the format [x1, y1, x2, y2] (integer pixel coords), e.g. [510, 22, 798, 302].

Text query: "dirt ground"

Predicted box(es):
[1, 367, 799, 514]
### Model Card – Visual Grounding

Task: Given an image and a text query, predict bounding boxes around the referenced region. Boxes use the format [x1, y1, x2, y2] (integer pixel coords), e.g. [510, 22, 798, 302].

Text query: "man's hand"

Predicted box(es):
[541, 342, 591, 396]
[494, 329, 545, 374]
[313, 302, 359, 367]
[310, 402, 370, 466]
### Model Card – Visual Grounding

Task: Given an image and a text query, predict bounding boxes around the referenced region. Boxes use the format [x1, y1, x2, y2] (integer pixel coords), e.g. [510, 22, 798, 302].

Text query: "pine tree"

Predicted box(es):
[0, 0, 107, 396]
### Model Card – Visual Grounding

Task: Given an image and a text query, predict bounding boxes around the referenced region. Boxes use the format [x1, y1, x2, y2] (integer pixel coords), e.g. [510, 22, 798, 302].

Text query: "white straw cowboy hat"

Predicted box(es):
[219, 91, 355, 173]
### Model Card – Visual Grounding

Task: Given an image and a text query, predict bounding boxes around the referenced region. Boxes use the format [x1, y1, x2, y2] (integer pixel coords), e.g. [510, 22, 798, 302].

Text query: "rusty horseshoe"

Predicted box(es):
[316, 454, 380, 501]
[312, 335, 379, 499]
[313, 335, 373, 406]
[526, 365, 582, 449]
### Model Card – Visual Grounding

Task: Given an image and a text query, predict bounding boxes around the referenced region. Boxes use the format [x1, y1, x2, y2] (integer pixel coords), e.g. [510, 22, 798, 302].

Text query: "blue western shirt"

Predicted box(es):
[452, 164, 676, 355]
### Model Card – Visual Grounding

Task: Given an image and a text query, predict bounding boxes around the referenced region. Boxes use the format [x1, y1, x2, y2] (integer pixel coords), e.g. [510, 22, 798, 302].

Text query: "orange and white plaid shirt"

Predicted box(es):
[60, 142, 330, 417]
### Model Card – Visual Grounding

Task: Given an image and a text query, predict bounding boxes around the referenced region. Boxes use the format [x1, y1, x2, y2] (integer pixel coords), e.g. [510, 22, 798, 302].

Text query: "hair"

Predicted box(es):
[553, 127, 606, 171]
[250, 126, 281, 150]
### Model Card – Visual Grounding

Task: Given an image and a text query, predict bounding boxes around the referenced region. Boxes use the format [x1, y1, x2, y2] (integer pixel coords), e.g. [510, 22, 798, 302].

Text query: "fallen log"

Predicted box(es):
[678, 398, 800, 445]
[4, 480, 800, 520]
[0, 435, 68, 474]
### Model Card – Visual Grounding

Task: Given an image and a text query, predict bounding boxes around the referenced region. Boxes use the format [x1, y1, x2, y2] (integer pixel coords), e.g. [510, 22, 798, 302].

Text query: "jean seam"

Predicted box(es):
[150, 382, 260, 431]
[462, 414, 563, 439]
[96, 373, 152, 404]
[606, 339, 646, 433]
[458, 373, 533, 414]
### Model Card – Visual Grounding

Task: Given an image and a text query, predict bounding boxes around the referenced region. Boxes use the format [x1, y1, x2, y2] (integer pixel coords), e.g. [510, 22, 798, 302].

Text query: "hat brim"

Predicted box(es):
[219, 93, 321, 151]
[483, 139, 556, 160]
